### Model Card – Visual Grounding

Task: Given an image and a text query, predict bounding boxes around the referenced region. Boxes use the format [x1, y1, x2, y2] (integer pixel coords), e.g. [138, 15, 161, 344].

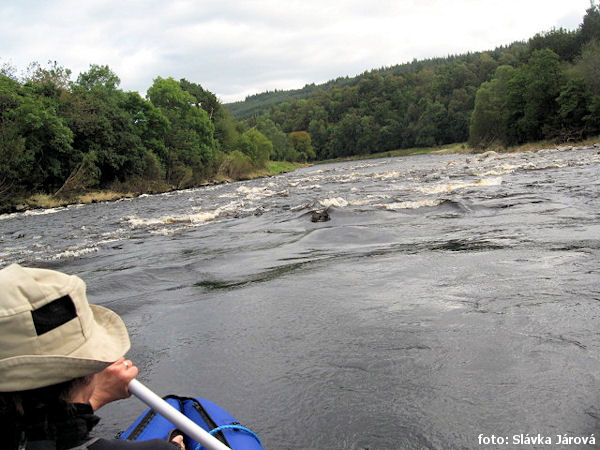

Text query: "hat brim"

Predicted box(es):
[0, 304, 130, 392]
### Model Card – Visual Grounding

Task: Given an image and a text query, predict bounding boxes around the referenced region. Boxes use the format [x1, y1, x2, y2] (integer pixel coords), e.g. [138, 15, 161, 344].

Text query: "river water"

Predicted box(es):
[2, 147, 600, 449]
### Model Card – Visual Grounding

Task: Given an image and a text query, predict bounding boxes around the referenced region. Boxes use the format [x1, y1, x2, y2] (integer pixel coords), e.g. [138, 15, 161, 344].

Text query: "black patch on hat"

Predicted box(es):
[31, 295, 77, 335]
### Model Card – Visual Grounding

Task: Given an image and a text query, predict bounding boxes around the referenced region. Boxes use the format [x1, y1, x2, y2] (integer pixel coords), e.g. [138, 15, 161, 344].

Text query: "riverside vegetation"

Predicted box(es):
[0, 67, 306, 213]
[1, 4, 599, 213]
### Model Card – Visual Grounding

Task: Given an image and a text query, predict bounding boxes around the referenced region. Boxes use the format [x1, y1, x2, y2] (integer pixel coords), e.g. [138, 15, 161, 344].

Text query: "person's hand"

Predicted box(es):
[89, 357, 139, 410]
[171, 434, 185, 449]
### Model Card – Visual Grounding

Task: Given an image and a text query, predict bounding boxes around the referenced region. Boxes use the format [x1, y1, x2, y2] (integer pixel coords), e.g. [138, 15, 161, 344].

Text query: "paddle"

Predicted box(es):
[128, 379, 231, 450]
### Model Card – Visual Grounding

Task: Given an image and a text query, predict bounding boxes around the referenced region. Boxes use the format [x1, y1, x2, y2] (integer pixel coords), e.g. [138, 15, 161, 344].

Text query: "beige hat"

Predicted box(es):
[0, 264, 130, 391]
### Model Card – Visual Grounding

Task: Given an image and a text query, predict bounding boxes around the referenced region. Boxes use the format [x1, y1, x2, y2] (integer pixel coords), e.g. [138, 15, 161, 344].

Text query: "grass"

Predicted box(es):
[316, 136, 600, 164]
[22, 191, 135, 210]
[317, 142, 471, 164]
[497, 135, 600, 153]
[266, 160, 307, 174]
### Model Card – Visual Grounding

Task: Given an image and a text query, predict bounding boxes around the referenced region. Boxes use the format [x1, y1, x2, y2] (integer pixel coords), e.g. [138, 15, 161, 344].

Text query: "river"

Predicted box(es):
[1, 146, 600, 449]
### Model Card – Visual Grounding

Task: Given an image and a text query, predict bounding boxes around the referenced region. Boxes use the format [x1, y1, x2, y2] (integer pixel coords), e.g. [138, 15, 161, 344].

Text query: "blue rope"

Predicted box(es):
[193, 424, 262, 450]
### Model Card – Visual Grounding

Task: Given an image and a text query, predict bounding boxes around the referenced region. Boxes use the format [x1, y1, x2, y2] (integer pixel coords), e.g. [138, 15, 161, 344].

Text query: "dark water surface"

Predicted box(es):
[2, 148, 600, 449]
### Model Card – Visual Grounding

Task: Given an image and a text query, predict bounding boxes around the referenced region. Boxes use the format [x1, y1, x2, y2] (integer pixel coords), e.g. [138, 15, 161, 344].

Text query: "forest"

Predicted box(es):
[0, 65, 279, 211]
[1, 4, 599, 212]
[239, 3, 600, 160]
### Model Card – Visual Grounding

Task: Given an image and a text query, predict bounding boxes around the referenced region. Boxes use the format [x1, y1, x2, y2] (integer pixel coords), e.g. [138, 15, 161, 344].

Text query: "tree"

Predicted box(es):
[504, 49, 564, 143]
[414, 100, 446, 147]
[574, 39, 600, 96]
[528, 28, 581, 62]
[0, 60, 17, 80]
[328, 113, 361, 157]
[147, 77, 215, 184]
[307, 118, 329, 159]
[522, 49, 564, 140]
[180, 78, 219, 119]
[557, 78, 589, 139]
[238, 129, 272, 168]
[23, 61, 72, 99]
[473, 53, 499, 83]
[289, 131, 315, 161]
[76, 64, 120, 91]
[147, 77, 196, 111]
[469, 65, 515, 147]
[213, 107, 240, 151]
[0, 75, 28, 196]
[584, 95, 600, 133]
[2, 77, 74, 191]
[121, 91, 170, 163]
[580, 2, 600, 44]
[256, 116, 292, 161]
[64, 69, 148, 185]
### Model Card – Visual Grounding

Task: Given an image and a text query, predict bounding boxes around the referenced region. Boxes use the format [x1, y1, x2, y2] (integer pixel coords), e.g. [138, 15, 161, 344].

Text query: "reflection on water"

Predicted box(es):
[2, 147, 600, 449]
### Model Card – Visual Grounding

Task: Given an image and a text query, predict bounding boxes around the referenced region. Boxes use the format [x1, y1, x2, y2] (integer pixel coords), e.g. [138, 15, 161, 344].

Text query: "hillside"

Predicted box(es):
[224, 44, 522, 120]
[226, 4, 600, 161]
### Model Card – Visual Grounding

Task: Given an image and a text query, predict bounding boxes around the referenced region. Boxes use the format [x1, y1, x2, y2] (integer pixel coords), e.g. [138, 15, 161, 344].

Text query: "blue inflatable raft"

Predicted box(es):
[119, 395, 263, 449]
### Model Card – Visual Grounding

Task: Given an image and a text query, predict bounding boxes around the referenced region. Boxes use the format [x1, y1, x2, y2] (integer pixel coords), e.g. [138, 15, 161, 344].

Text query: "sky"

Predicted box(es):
[0, 0, 593, 103]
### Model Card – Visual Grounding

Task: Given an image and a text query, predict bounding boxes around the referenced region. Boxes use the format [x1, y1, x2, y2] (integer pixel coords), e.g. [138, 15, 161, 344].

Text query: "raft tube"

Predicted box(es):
[119, 395, 263, 450]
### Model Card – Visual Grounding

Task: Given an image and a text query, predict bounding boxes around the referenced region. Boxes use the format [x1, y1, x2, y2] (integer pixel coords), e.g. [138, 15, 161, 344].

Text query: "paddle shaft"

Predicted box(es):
[128, 379, 231, 450]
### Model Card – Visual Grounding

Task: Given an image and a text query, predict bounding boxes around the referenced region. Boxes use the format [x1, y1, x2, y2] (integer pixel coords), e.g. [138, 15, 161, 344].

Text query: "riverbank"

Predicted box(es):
[3, 160, 306, 214]
[5, 137, 599, 214]
[316, 136, 600, 164]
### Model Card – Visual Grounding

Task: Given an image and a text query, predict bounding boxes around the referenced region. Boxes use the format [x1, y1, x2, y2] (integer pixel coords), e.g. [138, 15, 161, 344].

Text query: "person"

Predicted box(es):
[0, 263, 186, 450]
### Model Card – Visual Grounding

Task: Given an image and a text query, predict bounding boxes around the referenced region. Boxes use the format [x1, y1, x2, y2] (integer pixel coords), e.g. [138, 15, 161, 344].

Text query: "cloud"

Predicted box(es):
[0, 0, 592, 102]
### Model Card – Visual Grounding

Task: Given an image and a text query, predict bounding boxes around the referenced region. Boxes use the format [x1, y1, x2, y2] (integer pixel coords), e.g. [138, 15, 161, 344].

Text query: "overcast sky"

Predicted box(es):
[0, 0, 592, 103]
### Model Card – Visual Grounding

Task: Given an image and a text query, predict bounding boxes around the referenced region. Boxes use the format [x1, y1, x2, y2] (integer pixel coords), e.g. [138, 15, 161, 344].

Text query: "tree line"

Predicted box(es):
[239, 3, 600, 158]
[0, 63, 290, 210]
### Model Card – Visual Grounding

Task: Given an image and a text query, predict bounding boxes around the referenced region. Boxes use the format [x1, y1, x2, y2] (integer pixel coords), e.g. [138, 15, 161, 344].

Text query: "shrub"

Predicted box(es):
[219, 150, 254, 179]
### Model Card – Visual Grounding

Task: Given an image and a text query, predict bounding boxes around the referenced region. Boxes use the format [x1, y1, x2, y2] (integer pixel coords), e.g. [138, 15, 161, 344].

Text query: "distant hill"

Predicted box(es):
[224, 49, 512, 120]
[225, 78, 351, 120]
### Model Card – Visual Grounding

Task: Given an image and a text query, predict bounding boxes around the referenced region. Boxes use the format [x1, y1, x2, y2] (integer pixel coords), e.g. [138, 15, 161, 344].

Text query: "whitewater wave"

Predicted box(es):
[0, 212, 19, 221]
[374, 171, 403, 180]
[417, 177, 502, 194]
[51, 245, 99, 260]
[150, 226, 190, 236]
[319, 197, 348, 208]
[124, 209, 221, 228]
[381, 199, 445, 210]
[472, 165, 517, 176]
[25, 207, 67, 216]
[348, 194, 392, 206]
[237, 185, 276, 200]
[1, 207, 67, 221]
[335, 172, 361, 183]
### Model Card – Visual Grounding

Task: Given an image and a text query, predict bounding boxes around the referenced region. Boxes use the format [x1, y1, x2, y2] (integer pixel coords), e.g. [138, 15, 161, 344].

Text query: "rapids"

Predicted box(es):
[1, 146, 600, 449]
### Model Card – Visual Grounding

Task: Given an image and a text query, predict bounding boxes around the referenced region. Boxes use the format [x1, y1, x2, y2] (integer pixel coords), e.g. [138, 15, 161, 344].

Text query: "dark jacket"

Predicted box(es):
[20, 403, 178, 450]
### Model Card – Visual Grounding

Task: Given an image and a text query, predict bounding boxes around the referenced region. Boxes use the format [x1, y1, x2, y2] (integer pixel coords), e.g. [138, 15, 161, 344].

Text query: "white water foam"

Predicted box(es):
[150, 226, 190, 236]
[24, 207, 66, 216]
[0, 212, 19, 221]
[51, 246, 99, 260]
[0, 206, 70, 221]
[381, 199, 445, 210]
[124, 209, 221, 228]
[237, 186, 275, 200]
[336, 173, 361, 183]
[417, 177, 502, 194]
[319, 197, 349, 208]
[218, 192, 239, 199]
[472, 165, 518, 176]
[374, 171, 403, 180]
